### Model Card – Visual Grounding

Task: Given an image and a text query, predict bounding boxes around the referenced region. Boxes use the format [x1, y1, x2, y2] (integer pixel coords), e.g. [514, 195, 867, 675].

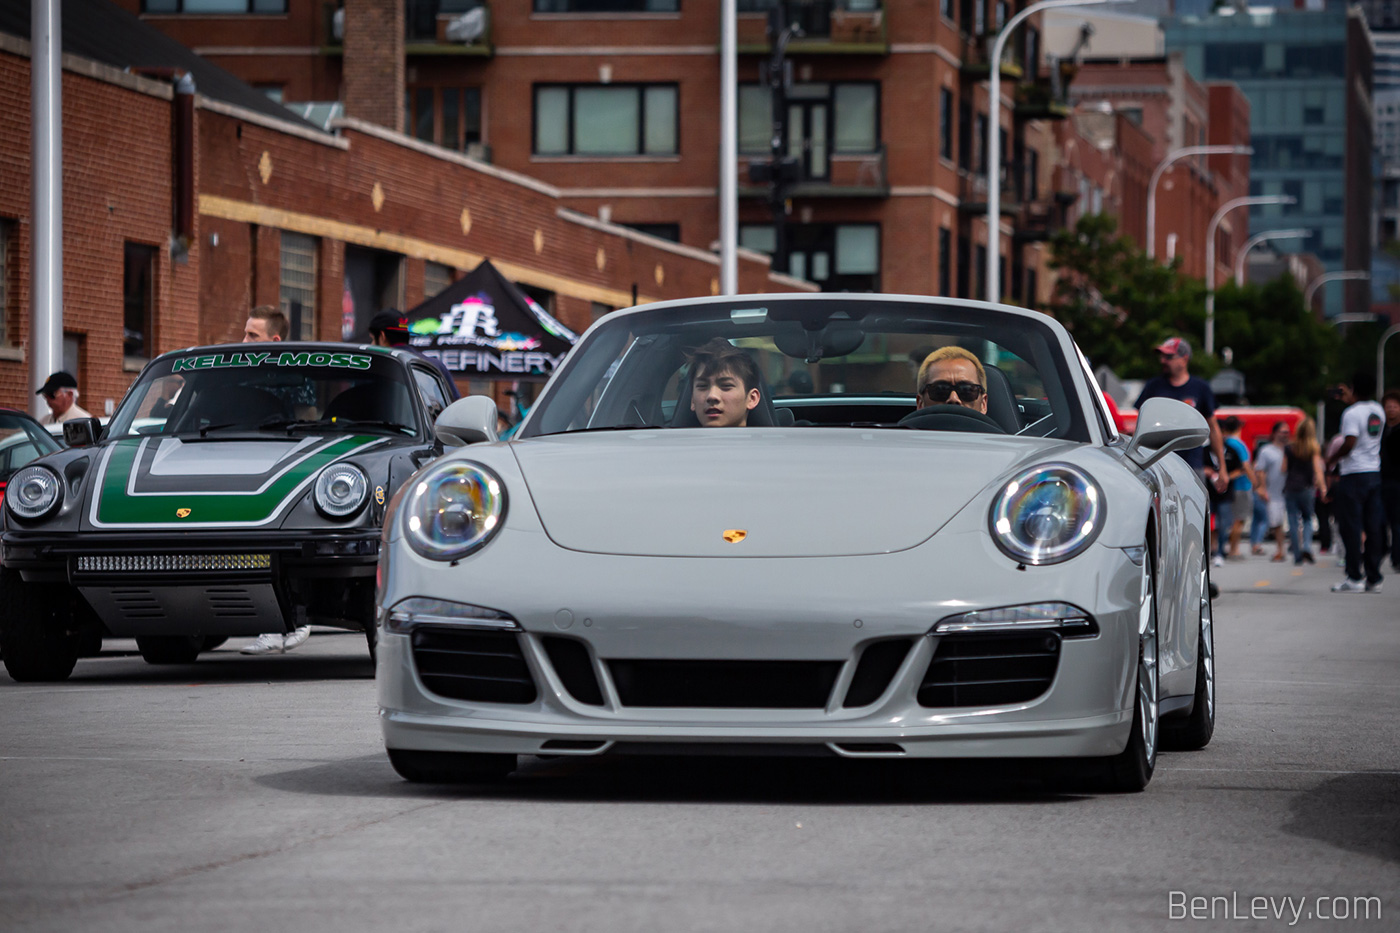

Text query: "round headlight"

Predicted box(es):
[403, 461, 506, 561]
[314, 463, 369, 518]
[5, 465, 63, 521]
[989, 463, 1103, 565]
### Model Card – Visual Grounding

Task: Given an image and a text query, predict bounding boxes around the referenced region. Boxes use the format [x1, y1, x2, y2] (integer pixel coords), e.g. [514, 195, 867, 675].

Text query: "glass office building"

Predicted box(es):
[1164, 6, 1372, 312]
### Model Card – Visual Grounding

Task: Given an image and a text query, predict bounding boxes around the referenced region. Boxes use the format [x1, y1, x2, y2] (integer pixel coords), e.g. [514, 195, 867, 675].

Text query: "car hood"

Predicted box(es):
[86, 434, 390, 530]
[512, 429, 1076, 557]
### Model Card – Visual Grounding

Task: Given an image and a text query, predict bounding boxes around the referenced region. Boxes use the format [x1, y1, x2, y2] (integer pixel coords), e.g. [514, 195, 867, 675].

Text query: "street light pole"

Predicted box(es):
[1146, 145, 1252, 261]
[1233, 227, 1309, 286]
[1379, 322, 1400, 395]
[986, 0, 1124, 306]
[719, 0, 737, 295]
[1204, 194, 1295, 356]
[1304, 269, 1371, 316]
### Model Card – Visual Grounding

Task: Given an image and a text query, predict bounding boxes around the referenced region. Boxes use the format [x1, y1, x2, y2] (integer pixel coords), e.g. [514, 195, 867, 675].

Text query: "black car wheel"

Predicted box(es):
[387, 748, 516, 784]
[0, 568, 78, 682]
[135, 635, 204, 665]
[1162, 549, 1216, 751]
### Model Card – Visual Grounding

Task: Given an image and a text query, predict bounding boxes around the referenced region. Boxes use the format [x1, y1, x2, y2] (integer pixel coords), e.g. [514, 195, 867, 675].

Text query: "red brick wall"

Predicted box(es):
[0, 50, 199, 413]
[342, 0, 403, 129]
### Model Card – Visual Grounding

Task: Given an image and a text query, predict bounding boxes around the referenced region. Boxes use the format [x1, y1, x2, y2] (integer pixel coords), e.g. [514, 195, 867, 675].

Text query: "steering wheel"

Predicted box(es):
[897, 405, 1007, 435]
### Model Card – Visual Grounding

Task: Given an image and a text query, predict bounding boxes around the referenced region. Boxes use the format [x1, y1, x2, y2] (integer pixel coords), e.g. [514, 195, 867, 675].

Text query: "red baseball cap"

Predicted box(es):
[1155, 337, 1191, 358]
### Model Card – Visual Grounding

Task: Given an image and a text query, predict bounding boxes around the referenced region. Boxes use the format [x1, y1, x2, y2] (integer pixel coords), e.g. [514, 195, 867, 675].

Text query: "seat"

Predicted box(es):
[325, 382, 414, 426]
[982, 365, 1020, 433]
[190, 385, 287, 428]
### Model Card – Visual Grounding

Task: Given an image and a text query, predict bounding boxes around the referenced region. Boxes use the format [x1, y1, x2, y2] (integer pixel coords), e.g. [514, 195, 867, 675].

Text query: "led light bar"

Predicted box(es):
[76, 553, 272, 573]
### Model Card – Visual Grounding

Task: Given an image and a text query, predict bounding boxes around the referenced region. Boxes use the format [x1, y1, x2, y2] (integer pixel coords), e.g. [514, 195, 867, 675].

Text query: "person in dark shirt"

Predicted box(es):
[368, 310, 462, 402]
[1382, 390, 1400, 573]
[1133, 337, 1227, 493]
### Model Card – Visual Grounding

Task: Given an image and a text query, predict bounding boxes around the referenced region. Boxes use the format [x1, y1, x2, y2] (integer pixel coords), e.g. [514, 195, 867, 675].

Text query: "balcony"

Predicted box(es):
[1013, 77, 1070, 121]
[736, 0, 888, 55]
[739, 147, 889, 199]
[959, 33, 1024, 80]
[956, 171, 1019, 215]
[321, 1, 493, 56]
[1013, 192, 1076, 242]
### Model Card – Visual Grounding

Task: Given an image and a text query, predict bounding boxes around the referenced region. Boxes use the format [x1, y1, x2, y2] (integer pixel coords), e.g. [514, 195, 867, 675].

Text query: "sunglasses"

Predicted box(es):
[922, 380, 985, 403]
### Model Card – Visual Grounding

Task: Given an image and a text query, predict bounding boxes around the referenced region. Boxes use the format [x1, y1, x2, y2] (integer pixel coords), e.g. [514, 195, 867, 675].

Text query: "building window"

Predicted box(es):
[738, 223, 880, 291]
[279, 232, 318, 340]
[123, 243, 157, 362]
[0, 219, 11, 346]
[737, 82, 879, 156]
[425, 261, 455, 298]
[958, 99, 972, 170]
[975, 112, 988, 175]
[956, 234, 970, 298]
[142, 0, 287, 12]
[939, 88, 953, 160]
[623, 222, 681, 242]
[405, 86, 482, 152]
[1027, 149, 1039, 200]
[940, 0, 953, 19]
[535, 0, 679, 9]
[938, 227, 951, 296]
[535, 84, 678, 156]
[975, 244, 987, 300]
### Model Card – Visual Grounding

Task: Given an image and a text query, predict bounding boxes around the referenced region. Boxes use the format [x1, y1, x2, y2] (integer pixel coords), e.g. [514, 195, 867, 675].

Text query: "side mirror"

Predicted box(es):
[434, 396, 499, 447]
[1124, 397, 1210, 469]
[62, 417, 102, 448]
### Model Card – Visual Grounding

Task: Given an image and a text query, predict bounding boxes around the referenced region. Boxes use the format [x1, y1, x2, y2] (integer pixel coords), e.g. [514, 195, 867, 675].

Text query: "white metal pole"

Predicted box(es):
[1379, 322, 1400, 395]
[1203, 194, 1293, 356]
[1146, 145, 1251, 261]
[30, 0, 63, 420]
[1304, 270, 1370, 316]
[986, 0, 1122, 306]
[719, 0, 738, 295]
[1233, 228, 1308, 286]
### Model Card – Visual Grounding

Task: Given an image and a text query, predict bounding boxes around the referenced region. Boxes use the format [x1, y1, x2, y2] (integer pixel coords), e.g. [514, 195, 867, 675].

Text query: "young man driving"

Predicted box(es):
[688, 339, 762, 428]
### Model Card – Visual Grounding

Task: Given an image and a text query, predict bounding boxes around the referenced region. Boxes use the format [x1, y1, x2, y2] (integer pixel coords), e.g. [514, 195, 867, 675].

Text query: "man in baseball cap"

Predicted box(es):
[1155, 336, 1191, 358]
[366, 309, 460, 401]
[1134, 334, 1226, 488]
[35, 371, 93, 426]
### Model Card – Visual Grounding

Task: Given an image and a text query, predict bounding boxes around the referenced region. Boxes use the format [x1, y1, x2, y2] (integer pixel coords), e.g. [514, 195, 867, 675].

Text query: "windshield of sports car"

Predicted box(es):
[105, 347, 423, 440]
[521, 298, 1090, 441]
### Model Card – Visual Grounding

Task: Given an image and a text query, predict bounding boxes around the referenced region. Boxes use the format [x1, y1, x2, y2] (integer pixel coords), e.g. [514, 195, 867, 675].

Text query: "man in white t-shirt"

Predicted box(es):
[1327, 373, 1386, 592]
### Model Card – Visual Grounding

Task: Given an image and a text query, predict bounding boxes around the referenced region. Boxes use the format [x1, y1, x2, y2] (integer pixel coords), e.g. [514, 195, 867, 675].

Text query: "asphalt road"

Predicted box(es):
[2, 554, 1397, 932]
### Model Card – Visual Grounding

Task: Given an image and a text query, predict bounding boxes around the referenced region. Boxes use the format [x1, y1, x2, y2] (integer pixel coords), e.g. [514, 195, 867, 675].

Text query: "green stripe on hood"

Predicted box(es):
[94, 435, 376, 527]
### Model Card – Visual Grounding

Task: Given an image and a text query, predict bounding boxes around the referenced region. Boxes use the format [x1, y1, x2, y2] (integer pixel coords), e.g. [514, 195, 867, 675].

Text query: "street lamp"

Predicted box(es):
[1379, 322, 1400, 394]
[1304, 269, 1371, 315]
[1204, 194, 1295, 356]
[986, 0, 1128, 306]
[1233, 228, 1309, 286]
[1146, 145, 1252, 261]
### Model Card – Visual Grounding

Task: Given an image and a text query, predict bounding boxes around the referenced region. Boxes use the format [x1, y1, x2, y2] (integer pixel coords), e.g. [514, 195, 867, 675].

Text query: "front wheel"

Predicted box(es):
[135, 635, 204, 665]
[1163, 551, 1216, 751]
[1, 569, 77, 682]
[387, 748, 516, 784]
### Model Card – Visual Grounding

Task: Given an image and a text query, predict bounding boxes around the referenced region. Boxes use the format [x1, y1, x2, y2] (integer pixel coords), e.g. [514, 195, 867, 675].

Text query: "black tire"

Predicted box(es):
[201, 636, 229, 651]
[1162, 552, 1216, 751]
[135, 635, 204, 665]
[0, 569, 78, 682]
[1085, 547, 1160, 793]
[387, 748, 516, 784]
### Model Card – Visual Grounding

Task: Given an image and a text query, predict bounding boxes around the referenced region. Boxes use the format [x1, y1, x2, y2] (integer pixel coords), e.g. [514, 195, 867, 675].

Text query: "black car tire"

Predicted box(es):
[135, 635, 204, 665]
[387, 748, 516, 784]
[1162, 550, 1216, 751]
[201, 636, 229, 651]
[0, 568, 78, 682]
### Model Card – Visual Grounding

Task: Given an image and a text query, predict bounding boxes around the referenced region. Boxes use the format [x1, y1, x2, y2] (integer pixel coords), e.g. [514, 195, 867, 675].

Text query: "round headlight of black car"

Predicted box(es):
[403, 461, 506, 561]
[5, 465, 63, 521]
[314, 463, 369, 518]
[989, 463, 1103, 565]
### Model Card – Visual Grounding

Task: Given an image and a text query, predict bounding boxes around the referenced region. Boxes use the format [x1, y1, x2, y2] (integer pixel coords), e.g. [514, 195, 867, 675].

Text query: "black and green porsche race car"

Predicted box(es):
[1, 342, 459, 680]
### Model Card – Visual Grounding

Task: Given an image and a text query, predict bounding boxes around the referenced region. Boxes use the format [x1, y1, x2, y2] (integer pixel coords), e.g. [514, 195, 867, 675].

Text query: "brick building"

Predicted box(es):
[0, 1, 805, 413]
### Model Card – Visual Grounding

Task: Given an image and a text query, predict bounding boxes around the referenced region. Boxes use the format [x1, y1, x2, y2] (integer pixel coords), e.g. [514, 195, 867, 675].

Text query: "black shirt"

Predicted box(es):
[1134, 375, 1217, 471]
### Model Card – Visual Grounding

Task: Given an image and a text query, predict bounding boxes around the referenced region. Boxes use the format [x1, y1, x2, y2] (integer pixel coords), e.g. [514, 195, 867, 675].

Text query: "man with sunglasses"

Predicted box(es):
[915, 346, 988, 413]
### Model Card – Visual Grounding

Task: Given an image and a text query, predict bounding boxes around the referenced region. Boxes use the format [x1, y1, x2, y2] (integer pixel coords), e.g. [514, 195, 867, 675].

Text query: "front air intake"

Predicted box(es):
[918, 632, 1060, 708]
[410, 626, 537, 704]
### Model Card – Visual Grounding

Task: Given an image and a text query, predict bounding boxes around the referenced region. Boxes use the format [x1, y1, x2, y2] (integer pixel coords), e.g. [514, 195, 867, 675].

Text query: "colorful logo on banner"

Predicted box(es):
[409, 293, 541, 351]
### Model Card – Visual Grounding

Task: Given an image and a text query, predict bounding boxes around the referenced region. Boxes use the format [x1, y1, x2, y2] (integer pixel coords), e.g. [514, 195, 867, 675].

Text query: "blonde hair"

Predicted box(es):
[917, 346, 986, 391]
[1290, 415, 1319, 460]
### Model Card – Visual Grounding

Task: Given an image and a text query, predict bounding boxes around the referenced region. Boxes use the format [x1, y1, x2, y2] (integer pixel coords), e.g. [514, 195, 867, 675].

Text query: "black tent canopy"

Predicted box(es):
[405, 260, 578, 381]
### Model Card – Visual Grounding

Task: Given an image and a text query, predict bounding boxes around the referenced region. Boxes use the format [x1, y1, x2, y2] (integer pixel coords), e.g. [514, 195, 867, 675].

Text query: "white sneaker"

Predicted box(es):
[1331, 578, 1367, 593]
[241, 633, 286, 654]
[1366, 581, 1384, 594]
[283, 625, 311, 650]
[1212, 554, 1224, 568]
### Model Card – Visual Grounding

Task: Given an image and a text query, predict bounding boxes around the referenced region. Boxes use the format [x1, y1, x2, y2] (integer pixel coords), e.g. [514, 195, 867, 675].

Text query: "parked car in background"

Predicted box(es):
[0, 409, 62, 502]
[376, 294, 1215, 792]
[1, 343, 461, 681]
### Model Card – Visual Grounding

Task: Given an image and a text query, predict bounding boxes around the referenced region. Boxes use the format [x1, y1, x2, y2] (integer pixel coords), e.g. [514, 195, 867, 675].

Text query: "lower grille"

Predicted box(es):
[542, 636, 604, 706]
[206, 587, 259, 618]
[607, 659, 841, 708]
[843, 639, 912, 707]
[918, 633, 1060, 708]
[411, 626, 537, 704]
[110, 588, 164, 621]
[76, 553, 271, 573]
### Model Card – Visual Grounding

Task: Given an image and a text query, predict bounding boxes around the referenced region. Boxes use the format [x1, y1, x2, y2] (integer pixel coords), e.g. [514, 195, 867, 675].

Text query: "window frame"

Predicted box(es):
[279, 231, 319, 341]
[533, 0, 680, 11]
[533, 83, 679, 157]
[141, 0, 287, 13]
[737, 81, 881, 157]
[123, 242, 158, 365]
[405, 85, 483, 152]
[0, 219, 11, 348]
